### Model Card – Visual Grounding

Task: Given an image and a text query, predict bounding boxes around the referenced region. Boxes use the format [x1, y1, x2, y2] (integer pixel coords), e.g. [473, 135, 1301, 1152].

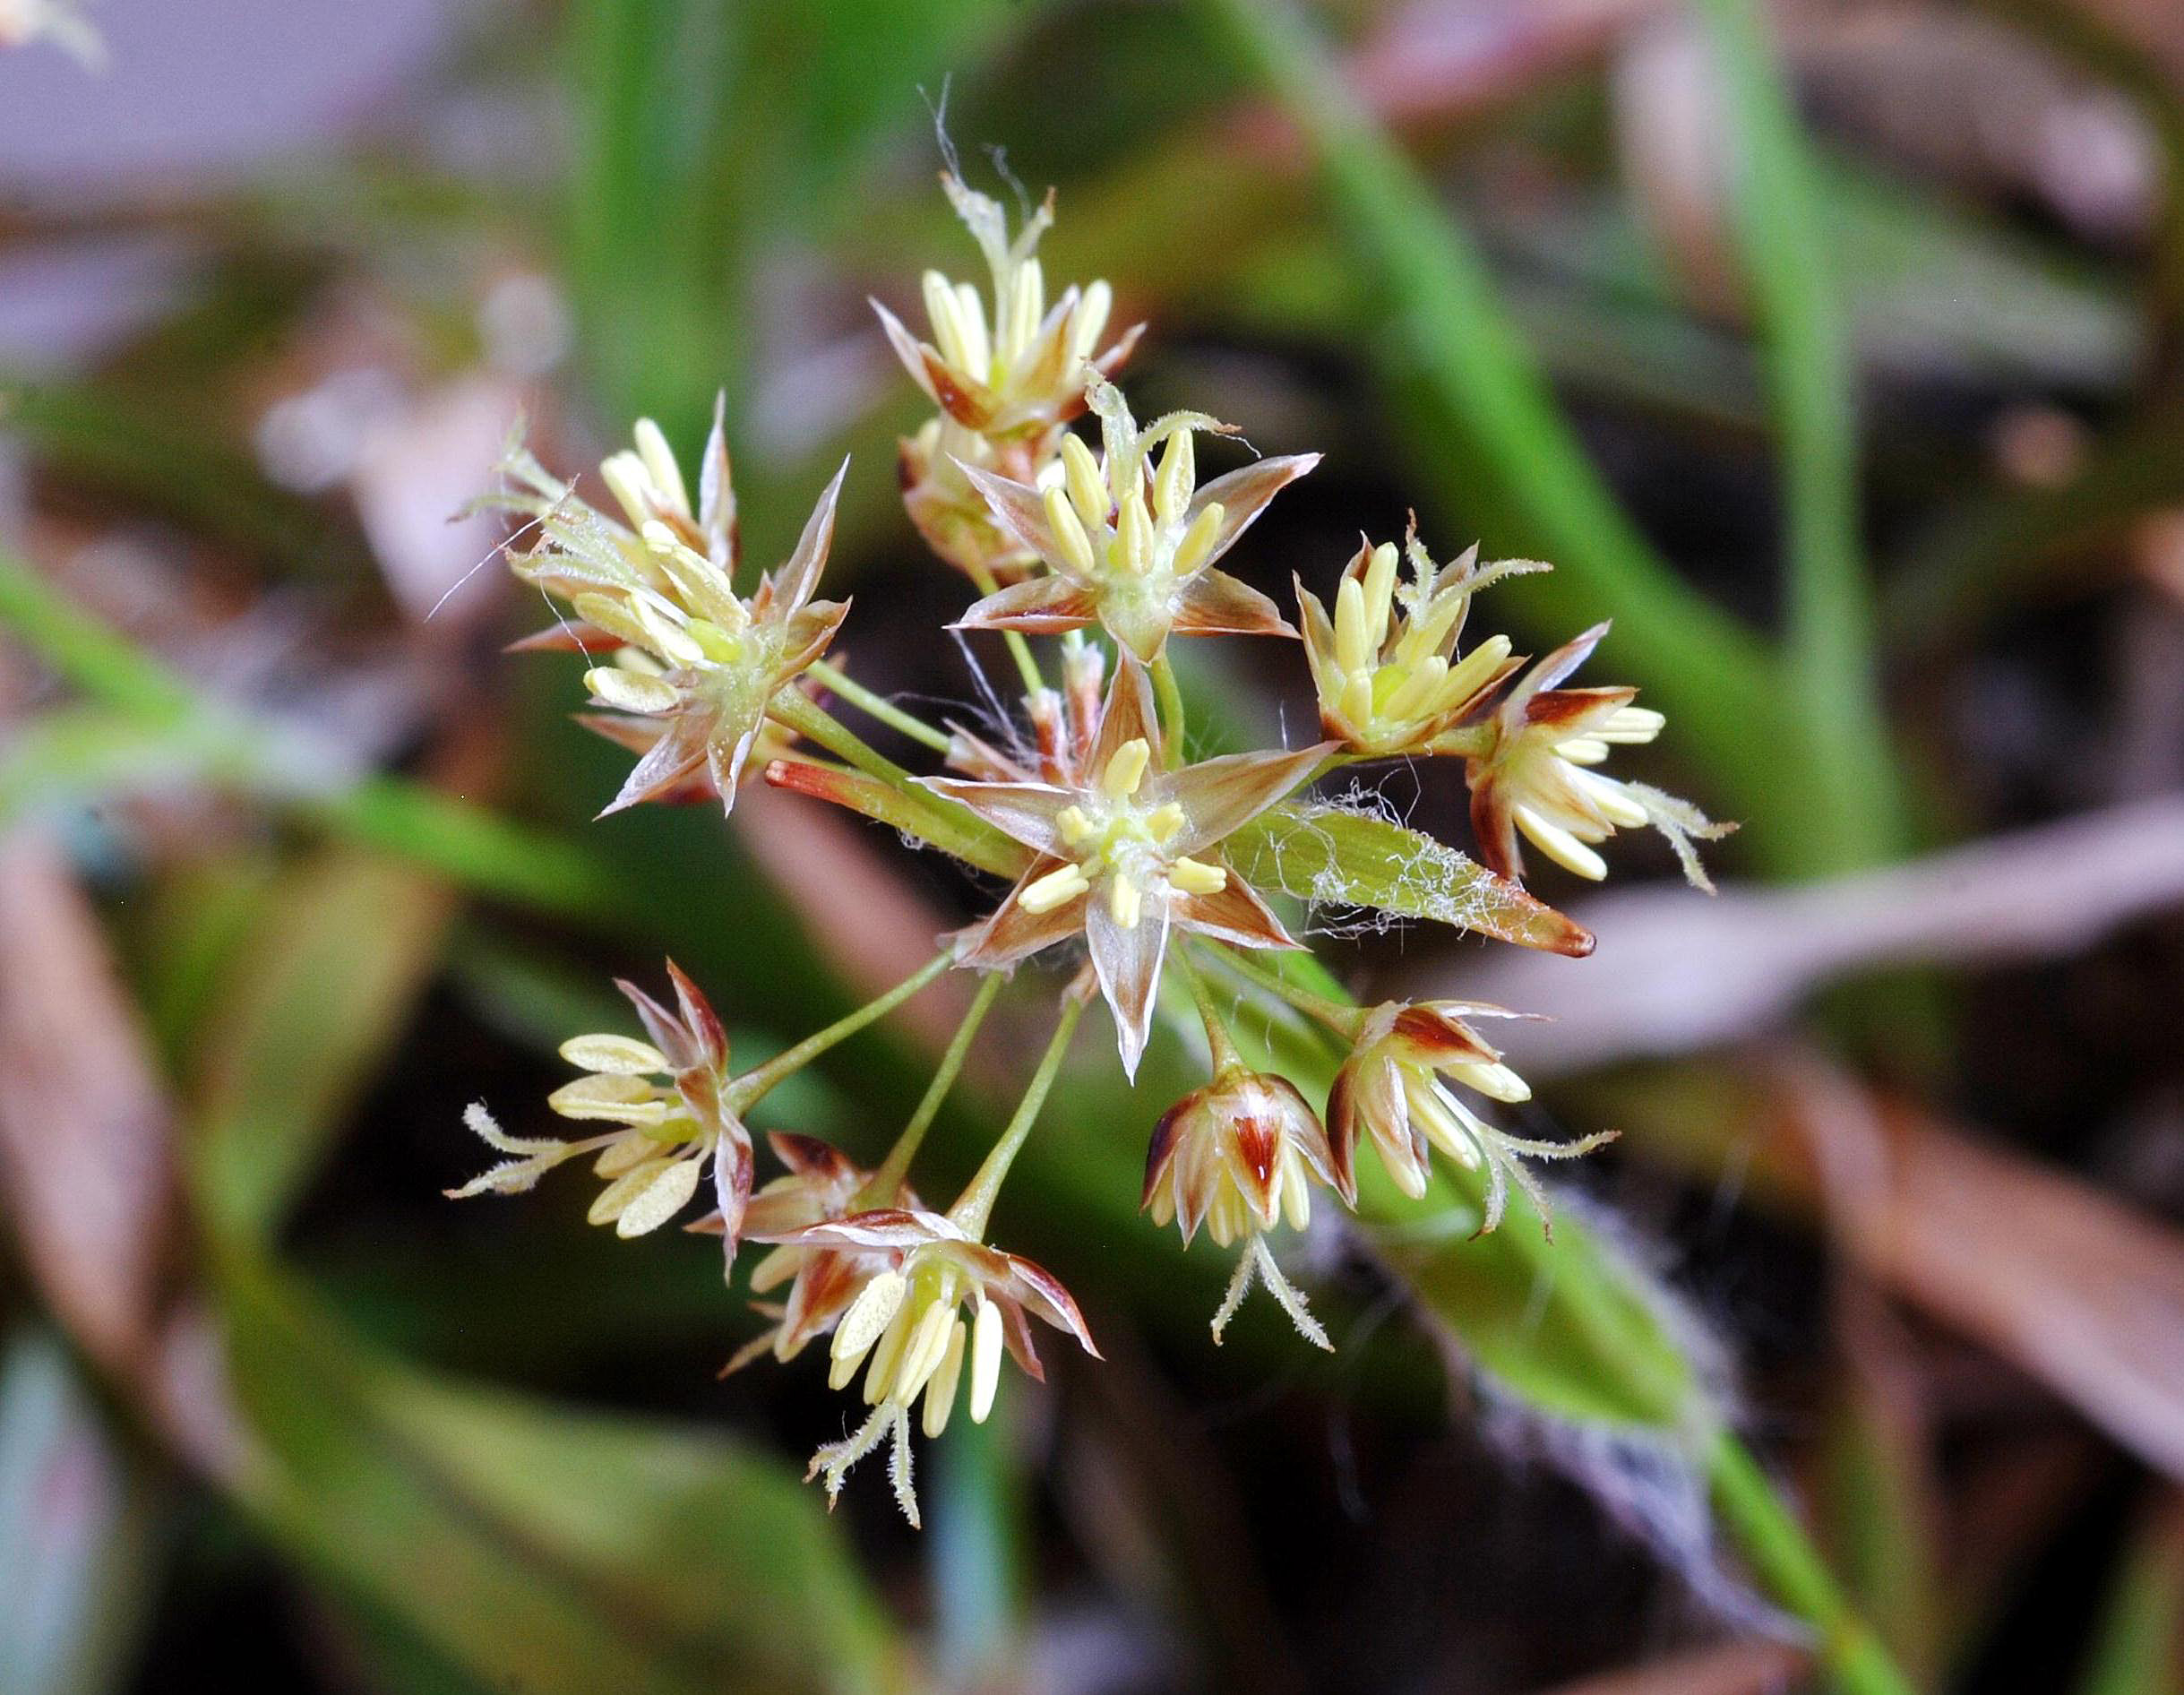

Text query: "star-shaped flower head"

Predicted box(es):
[926, 656, 1333, 1078]
[751, 1207, 1096, 1525]
[1298, 529, 1536, 756]
[1461, 624, 1732, 889]
[1145, 1063, 1350, 1348]
[494, 402, 848, 817]
[875, 174, 1142, 585]
[450, 960, 758, 1272]
[954, 375, 1316, 663]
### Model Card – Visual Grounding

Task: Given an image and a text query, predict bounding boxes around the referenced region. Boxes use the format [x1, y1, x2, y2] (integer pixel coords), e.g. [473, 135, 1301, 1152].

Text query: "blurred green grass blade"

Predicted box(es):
[0, 548, 631, 922]
[1821, 1350, 1942, 1685]
[1690, 0, 1901, 875]
[565, 0, 752, 435]
[1709, 1437, 1920, 1695]
[218, 1255, 911, 1695]
[2074, 1496, 2184, 1695]
[0, 1331, 167, 1695]
[931, 1400, 1028, 1689]
[188, 848, 455, 1243]
[1192, 0, 1783, 814]
[0, 705, 261, 828]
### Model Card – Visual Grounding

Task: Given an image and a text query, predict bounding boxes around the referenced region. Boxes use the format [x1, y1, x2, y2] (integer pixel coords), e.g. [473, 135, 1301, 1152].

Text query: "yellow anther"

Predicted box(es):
[1167, 856, 1227, 895]
[1600, 706, 1665, 744]
[1171, 502, 1224, 578]
[599, 451, 653, 529]
[1113, 486, 1153, 575]
[1108, 873, 1143, 928]
[1019, 863, 1091, 914]
[1006, 256, 1043, 360]
[1334, 575, 1373, 675]
[1043, 485, 1097, 576]
[1339, 672, 1375, 731]
[1435, 632, 1510, 713]
[1071, 279, 1113, 363]
[1062, 435, 1107, 529]
[640, 518, 681, 555]
[1380, 655, 1449, 722]
[922, 270, 970, 369]
[1512, 804, 1609, 882]
[1101, 737, 1151, 799]
[1398, 592, 1467, 667]
[632, 418, 688, 518]
[922, 1319, 967, 1439]
[1054, 804, 1094, 845]
[953, 280, 991, 374]
[969, 1297, 1003, 1424]
[1361, 543, 1399, 647]
[1153, 429, 1194, 524]
[1144, 802, 1185, 842]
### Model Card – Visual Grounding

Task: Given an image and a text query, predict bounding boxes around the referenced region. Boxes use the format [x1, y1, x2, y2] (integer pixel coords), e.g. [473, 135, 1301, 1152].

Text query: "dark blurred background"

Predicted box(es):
[3, 2, 2183, 1691]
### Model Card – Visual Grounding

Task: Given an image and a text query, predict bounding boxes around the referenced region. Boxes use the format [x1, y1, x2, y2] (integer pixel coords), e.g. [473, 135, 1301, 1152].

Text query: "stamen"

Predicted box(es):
[1071, 279, 1113, 362]
[1513, 804, 1609, 881]
[1143, 802, 1185, 842]
[1108, 873, 1142, 929]
[1171, 502, 1224, 577]
[1334, 576, 1372, 675]
[1019, 863, 1090, 914]
[1062, 435, 1107, 529]
[1153, 430, 1194, 524]
[1043, 486, 1097, 575]
[922, 1319, 967, 1439]
[968, 1297, 1003, 1423]
[632, 418, 688, 517]
[1101, 738, 1151, 798]
[1167, 856, 1226, 895]
[1360, 542, 1399, 646]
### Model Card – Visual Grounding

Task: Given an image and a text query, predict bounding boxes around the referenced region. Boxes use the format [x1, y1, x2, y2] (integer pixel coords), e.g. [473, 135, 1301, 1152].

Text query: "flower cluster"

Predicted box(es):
[453, 169, 1729, 1522]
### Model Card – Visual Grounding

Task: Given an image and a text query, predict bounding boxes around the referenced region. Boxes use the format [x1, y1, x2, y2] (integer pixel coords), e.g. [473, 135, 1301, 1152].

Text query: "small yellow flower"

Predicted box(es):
[1297, 529, 1535, 756]
[451, 962, 758, 1269]
[927, 653, 1333, 1076]
[751, 1208, 1096, 1525]
[954, 375, 1315, 662]
[877, 174, 1143, 586]
[1460, 624, 1732, 889]
[1144, 1064, 1350, 1348]
[1329, 1000, 1610, 1235]
[494, 405, 850, 816]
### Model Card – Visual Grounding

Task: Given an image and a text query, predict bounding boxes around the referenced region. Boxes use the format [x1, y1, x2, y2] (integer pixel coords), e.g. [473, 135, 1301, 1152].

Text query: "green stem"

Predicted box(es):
[1172, 951, 1242, 1073]
[1204, 942, 1354, 1041]
[1149, 651, 1188, 761]
[727, 950, 953, 1111]
[768, 686, 924, 791]
[864, 971, 1003, 1205]
[1710, 1434, 1920, 1695]
[807, 658, 952, 755]
[948, 996, 1085, 1239]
